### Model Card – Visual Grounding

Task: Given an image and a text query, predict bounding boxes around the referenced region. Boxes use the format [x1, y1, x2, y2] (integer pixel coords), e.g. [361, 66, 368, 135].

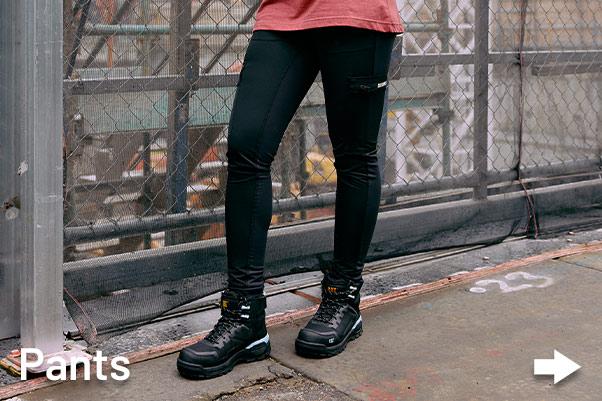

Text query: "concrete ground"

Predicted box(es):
[271, 258, 602, 400]
[3, 231, 602, 400]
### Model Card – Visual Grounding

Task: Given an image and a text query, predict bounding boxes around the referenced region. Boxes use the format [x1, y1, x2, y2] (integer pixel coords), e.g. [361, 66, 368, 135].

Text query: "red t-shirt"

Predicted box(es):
[253, 0, 404, 33]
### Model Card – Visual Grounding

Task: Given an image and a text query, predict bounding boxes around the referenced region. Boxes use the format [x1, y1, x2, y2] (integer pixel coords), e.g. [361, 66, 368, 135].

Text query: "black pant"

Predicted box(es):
[225, 27, 397, 295]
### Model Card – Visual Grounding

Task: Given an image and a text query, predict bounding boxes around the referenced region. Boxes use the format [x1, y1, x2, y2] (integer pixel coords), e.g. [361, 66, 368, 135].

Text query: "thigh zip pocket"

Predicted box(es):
[347, 74, 389, 94]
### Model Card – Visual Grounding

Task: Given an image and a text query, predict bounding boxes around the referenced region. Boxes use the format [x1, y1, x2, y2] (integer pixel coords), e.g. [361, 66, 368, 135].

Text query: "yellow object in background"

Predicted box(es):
[304, 151, 337, 185]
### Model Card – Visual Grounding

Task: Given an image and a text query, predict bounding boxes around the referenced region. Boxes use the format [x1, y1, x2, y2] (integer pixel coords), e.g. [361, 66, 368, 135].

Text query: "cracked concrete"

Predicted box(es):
[209, 375, 356, 401]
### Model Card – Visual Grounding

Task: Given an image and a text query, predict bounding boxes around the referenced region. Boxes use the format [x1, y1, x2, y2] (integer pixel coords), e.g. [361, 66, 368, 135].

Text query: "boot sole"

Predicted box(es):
[177, 335, 271, 380]
[294, 317, 363, 358]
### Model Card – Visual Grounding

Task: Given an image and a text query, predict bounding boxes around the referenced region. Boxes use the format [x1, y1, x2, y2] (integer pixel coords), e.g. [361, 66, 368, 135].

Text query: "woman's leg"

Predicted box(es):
[178, 30, 319, 380]
[319, 27, 396, 286]
[295, 27, 396, 358]
[225, 30, 319, 295]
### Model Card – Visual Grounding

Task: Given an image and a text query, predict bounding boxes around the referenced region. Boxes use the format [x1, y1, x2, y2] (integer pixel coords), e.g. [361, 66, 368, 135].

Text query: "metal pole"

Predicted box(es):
[473, 0, 490, 200]
[84, 22, 444, 37]
[141, 0, 153, 249]
[0, 0, 64, 352]
[165, 0, 192, 245]
[437, 0, 452, 176]
[150, 0, 211, 75]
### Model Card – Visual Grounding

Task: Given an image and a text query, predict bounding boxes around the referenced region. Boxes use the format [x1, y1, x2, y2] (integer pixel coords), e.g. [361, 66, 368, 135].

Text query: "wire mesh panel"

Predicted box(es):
[389, 0, 477, 185]
[489, 0, 602, 174]
[60, 0, 602, 344]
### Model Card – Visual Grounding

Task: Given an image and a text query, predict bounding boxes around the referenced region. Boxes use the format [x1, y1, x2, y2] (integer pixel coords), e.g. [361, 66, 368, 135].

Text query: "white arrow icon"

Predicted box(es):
[534, 350, 581, 384]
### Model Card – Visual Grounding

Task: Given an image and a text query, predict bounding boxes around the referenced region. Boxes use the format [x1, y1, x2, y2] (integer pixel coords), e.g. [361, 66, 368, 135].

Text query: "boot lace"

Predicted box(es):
[313, 297, 346, 324]
[205, 315, 240, 344]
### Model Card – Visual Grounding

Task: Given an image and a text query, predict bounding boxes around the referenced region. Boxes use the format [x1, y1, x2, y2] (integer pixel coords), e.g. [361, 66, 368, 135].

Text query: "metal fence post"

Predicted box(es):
[437, 0, 453, 177]
[0, 0, 64, 352]
[473, 0, 490, 200]
[166, 0, 192, 245]
[141, 0, 154, 249]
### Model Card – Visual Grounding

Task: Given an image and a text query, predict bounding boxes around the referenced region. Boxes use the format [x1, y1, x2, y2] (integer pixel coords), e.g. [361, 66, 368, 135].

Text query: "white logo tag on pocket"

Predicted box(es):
[377, 81, 388, 88]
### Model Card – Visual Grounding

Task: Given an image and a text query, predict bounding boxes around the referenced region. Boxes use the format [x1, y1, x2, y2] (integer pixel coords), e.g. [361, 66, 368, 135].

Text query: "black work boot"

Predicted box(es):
[295, 277, 363, 358]
[177, 289, 270, 379]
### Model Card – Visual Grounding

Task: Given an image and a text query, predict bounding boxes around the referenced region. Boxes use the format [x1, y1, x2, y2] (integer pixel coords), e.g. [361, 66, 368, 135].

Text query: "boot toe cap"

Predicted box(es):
[296, 326, 338, 345]
[178, 344, 219, 365]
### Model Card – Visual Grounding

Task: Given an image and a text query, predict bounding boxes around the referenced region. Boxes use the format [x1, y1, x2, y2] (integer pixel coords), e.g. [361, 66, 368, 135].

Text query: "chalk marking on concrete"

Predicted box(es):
[469, 271, 554, 294]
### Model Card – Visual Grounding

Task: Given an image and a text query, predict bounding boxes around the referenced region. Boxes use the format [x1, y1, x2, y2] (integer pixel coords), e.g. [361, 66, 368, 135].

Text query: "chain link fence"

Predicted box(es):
[60, 0, 602, 343]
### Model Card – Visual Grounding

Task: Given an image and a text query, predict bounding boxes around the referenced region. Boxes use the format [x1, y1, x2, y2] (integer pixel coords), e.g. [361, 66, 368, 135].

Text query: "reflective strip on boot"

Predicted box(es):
[245, 333, 270, 349]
